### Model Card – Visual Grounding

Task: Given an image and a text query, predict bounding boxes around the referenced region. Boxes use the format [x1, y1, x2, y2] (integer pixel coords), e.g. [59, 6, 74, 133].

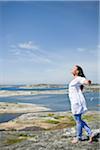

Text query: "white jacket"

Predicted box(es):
[69, 76, 87, 114]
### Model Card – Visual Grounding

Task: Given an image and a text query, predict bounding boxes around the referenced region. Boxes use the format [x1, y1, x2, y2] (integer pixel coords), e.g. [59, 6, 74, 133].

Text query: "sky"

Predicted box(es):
[0, 1, 99, 84]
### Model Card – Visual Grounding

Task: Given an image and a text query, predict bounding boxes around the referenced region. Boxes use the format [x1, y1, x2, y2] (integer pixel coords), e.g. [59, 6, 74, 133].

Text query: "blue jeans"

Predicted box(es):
[74, 114, 92, 139]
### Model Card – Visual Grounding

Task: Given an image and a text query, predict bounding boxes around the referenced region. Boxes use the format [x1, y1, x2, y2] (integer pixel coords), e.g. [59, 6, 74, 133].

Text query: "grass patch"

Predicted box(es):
[18, 133, 36, 138]
[45, 119, 60, 124]
[82, 115, 96, 122]
[48, 113, 55, 117]
[45, 115, 75, 127]
[18, 133, 29, 137]
[54, 115, 65, 119]
[67, 116, 75, 122]
[6, 138, 25, 145]
[64, 116, 75, 126]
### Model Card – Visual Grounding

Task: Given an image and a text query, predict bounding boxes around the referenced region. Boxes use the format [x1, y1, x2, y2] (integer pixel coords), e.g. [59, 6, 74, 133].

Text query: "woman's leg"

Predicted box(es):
[73, 114, 83, 141]
[72, 114, 93, 143]
[81, 116, 93, 142]
[81, 119, 92, 137]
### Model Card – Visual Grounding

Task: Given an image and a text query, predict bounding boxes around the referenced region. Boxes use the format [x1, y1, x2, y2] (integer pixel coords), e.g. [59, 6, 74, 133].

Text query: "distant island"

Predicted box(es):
[19, 84, 66, 89]
[0, 84, 100, 97]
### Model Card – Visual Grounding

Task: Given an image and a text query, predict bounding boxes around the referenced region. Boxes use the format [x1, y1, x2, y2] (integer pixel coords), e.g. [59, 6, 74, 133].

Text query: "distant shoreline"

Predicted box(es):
[0, 102, 51, 114]
[0, 84, 99, 97]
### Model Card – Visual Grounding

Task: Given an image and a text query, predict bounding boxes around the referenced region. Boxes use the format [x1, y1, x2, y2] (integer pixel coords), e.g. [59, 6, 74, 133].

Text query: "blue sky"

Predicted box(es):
[0, 1, 99, 84]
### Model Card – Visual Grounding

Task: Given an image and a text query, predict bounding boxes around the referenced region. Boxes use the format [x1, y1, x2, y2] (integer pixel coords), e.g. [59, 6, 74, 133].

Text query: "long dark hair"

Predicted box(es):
[76, 65, 86, 91]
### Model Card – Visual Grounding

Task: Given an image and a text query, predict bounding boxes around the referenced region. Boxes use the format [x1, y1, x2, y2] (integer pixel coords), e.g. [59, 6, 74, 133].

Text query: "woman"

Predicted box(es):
[69, 65, 93, 144]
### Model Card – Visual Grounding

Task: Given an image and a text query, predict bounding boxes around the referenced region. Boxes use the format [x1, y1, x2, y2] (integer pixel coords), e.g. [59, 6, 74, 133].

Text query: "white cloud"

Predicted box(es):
[18, 41, 39, 50]
[9, 41, 53, 64]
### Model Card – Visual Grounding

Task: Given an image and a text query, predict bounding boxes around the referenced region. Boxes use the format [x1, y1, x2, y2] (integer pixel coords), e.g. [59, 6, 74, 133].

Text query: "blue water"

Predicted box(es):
[0, 86, 99, 123]
[0, 85, 67, 91]
[0, 92, 99, 112]
[0, 113, 22, 124]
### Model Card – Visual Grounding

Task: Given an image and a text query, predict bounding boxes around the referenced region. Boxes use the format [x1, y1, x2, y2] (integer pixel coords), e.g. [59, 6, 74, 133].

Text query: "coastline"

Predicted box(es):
[0, 89, 67, 97]
[0, 84, 100, 97]
[0, 84, 99, 144]
[0, 102, 51, 114]
[0, 84, 99, 126]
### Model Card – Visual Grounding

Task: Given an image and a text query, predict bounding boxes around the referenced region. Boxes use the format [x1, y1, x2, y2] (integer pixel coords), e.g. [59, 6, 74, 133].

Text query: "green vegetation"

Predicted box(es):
[6, 138, 25, 145]
[45, 115, 76, 129]
[18, 133, 36, 138]
[5, 133, 37, 145]
[18, 133, 29, 137]
[48, 113, 55, 117]
[45, 119, 60, 124]
[67, 115, 74, 122]
[82, 114, 99, 122]
[59, 115, 76, 127]
[54, 115, 65, 119]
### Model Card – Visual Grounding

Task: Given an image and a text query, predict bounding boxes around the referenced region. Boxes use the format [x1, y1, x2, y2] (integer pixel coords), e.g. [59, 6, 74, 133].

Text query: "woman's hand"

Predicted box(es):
[84, 80, 91, 85]
[88, 80, 91, 85]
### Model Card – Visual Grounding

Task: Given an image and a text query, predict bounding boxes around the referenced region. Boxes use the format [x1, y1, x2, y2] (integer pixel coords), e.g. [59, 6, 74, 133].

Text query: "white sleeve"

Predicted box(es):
[78, 77, 86, 84]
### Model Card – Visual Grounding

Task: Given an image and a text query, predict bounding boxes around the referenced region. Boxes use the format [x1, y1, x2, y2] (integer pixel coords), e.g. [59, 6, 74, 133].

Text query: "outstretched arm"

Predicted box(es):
[84, 80, 91, 85]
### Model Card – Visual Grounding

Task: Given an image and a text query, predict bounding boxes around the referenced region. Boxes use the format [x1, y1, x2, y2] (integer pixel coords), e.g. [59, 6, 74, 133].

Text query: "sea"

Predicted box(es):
[0, 85, 99, 123]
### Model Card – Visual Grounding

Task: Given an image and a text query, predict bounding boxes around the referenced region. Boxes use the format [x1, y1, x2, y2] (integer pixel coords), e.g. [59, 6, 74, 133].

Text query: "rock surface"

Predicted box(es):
[0, 102, 51, 113]
[0, 111, 100, 150]
[0, 127, 99, 150]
